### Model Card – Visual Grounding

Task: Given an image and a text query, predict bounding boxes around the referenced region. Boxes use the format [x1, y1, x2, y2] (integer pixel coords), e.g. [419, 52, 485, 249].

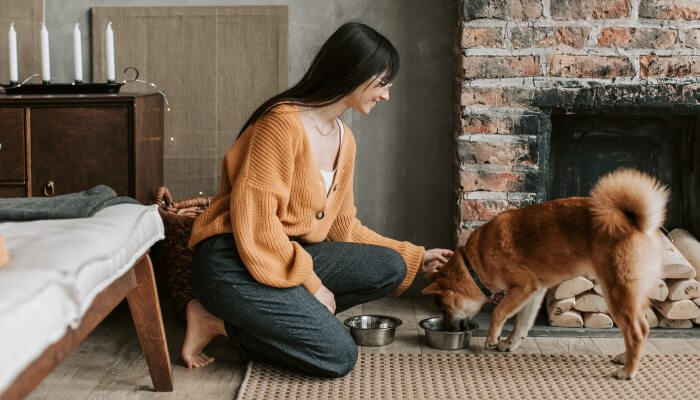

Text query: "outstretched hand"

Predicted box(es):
[422, 248, 453, 278]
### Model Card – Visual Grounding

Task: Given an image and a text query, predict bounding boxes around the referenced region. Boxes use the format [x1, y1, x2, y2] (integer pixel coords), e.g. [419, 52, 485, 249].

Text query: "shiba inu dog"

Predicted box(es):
[423, 169, 668, 380]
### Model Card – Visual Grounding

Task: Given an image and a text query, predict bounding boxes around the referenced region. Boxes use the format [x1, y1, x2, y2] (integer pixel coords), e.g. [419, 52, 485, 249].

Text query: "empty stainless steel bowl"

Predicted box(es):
[419, 317, 479, 350]
[343, 315, 402, 346]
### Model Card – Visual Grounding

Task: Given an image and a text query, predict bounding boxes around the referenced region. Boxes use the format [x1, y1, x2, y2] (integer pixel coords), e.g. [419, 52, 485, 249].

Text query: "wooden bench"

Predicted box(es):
[0, 254, 173, 400]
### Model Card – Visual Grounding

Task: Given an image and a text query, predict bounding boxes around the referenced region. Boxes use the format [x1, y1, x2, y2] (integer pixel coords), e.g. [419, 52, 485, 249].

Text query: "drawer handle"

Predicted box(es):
[43, 180, 56, 197]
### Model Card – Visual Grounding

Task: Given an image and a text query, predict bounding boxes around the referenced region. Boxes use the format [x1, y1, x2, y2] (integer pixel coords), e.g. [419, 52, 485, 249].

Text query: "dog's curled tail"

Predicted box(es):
[589, 169, 669, 238]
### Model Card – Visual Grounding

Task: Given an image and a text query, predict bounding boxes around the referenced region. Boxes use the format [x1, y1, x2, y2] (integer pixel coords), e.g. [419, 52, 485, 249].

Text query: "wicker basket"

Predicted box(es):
[155, 187, 213, 321]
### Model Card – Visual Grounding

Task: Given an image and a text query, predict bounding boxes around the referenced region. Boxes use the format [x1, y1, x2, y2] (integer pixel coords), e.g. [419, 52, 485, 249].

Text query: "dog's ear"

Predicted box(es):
[421, 282, 444, 296]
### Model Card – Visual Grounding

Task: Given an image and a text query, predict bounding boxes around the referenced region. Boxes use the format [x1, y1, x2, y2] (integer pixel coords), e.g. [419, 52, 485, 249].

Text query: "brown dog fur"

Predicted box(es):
[422, 169, 669, 380]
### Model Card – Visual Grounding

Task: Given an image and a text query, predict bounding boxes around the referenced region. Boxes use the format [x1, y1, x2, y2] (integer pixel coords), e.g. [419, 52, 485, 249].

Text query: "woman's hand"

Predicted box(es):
[422, 248, 453, 277]
[313, 283, 336, 314]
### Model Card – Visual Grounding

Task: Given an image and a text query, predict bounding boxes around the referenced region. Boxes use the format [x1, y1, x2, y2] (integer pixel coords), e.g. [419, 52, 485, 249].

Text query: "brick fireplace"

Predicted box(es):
[454, 0, 700, 245]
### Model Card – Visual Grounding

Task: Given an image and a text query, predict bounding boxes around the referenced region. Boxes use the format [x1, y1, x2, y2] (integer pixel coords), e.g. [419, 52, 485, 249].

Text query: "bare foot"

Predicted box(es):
[181, 299, 227, 368]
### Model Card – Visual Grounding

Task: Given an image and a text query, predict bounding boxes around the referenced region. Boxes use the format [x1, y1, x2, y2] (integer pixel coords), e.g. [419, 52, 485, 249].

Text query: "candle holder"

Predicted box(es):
[2, 81, 123, 95]
[8, 81, 18, 86]
[42, 80, 50, 85]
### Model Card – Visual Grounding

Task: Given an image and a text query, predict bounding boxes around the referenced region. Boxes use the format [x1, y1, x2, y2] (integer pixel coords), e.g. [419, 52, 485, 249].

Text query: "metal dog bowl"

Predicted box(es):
[419, 317, 479, 350]
[343, 315, 402, 346]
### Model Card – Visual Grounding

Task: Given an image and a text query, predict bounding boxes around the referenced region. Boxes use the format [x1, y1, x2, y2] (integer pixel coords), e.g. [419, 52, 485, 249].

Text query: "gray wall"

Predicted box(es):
[45, 0, 456, 295]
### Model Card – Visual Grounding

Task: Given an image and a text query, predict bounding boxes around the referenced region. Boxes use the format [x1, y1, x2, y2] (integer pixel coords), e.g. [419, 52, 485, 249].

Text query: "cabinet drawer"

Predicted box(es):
[0, 108, 26, 180]
[0, 184, 26, 197]
[30, 106, 130, 197]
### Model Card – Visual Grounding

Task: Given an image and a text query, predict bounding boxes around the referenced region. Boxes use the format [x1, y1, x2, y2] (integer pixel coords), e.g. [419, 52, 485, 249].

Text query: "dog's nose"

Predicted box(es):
[449, 318, 466, 332]
[458, 319, 470, 331]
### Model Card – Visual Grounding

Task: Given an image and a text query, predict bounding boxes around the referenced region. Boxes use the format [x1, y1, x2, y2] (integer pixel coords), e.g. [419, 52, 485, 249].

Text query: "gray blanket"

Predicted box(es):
[0, 185, 140, 221]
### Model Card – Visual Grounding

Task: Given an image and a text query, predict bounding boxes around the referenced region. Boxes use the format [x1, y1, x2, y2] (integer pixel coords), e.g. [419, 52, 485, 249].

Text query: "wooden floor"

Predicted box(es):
[28, 297, 700, 399]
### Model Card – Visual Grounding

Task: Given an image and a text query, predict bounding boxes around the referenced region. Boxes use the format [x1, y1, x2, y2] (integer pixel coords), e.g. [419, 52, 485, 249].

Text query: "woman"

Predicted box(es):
[182, 22, 452, 377]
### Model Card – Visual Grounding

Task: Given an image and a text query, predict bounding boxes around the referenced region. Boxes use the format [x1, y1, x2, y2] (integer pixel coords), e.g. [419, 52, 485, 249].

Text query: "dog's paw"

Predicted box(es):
[497, 338, 522, 352]
[612, 352, 626, 365]
[484, 337, 498, 349]
[497, 339, 511, 352]
[612, 367, 636, 380]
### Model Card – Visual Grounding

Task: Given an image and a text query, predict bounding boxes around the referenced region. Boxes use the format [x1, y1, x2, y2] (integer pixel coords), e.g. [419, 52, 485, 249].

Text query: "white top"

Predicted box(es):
[320, 119, 344, 195]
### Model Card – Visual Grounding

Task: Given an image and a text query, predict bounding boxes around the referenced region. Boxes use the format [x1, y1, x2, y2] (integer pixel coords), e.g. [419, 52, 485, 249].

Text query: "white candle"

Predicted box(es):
[72, 23, 82, 82]
[8, 23, 18, 83]
[40, 22, 50, 82]
[105, 22, 115, 82]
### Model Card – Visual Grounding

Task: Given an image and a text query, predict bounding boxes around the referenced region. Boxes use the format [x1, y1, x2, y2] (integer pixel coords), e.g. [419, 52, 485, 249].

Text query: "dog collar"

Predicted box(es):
[458, 248, 506, 304]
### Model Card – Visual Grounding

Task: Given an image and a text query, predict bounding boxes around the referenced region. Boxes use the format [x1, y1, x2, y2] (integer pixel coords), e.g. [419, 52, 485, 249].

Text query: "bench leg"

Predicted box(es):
[126, 255, 174, 392]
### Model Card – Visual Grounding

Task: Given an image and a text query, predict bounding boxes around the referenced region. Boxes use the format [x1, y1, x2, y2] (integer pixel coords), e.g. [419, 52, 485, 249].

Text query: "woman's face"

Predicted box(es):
[346, 73, 393, 114]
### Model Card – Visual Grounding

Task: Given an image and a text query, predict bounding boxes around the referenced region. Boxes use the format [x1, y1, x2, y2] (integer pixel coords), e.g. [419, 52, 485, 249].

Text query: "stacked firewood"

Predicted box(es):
[547, 229, 700, 329]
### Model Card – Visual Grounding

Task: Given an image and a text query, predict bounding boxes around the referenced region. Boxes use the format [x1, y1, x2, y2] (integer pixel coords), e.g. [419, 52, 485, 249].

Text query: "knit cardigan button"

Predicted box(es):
[316, 211, 325, 220]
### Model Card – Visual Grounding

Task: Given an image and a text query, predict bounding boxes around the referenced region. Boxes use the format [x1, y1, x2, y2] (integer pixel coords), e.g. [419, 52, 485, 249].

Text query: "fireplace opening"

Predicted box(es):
[549, 113, 699, 233]
[534, 112, 700, 331]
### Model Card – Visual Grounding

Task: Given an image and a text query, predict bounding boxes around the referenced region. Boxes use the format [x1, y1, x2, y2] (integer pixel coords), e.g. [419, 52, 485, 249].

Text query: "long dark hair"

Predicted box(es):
[237, 22, 399, 136]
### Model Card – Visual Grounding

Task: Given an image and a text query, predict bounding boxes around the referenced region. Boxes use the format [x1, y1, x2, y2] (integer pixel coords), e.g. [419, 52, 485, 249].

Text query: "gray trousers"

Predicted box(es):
[191, 233, 407, 377]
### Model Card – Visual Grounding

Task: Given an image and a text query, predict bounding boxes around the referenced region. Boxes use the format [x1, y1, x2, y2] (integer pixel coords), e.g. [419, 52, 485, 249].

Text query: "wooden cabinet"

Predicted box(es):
[0, 93, 163, 203]
[0, 108, 25, 181]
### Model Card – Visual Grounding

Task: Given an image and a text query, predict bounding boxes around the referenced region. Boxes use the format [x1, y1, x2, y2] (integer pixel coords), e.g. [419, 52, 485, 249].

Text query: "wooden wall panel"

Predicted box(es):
[92, 6, 288, 199]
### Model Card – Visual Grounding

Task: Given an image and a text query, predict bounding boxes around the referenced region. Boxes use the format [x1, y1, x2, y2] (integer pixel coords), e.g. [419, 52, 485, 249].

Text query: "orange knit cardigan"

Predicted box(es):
[188, 104, 424, 296]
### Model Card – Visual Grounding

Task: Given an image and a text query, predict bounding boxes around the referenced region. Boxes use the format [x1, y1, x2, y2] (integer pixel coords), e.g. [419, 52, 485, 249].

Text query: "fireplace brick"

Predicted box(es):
[550, 0, 631, 20]
[460, 196, 536, 221]
[457, 139, 538, 166]
[460, 86, 535, 107]
[460, 56, 541, 79]
[459, 170, 538, 192]
[456, 222, 488, 246]
[598, 27, 679, 49]
[460, 27, 504, 48]
[639, 0, 700, 20]
[462, 0, 542, 21]
[640, 55, 700, 77]
[460, 199, 511, 221]
[528, 83, 700, 108]
[510, 27, 590, 48]
[684, 29, 700, 48]
[548, 55, 634, 78]
[459, 111, 542, 135]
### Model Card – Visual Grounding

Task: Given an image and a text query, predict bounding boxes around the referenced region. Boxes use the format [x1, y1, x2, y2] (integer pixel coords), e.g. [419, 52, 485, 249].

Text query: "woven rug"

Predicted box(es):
[235, 353, 700, 399]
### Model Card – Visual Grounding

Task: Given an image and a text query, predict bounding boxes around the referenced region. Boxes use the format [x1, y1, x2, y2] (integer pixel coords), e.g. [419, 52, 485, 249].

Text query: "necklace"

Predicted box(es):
[308, 108, 335, 136]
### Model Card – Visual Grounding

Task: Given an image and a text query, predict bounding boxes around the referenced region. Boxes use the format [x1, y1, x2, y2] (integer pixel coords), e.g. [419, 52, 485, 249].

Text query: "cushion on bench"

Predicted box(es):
[0, 204, 164, 394]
